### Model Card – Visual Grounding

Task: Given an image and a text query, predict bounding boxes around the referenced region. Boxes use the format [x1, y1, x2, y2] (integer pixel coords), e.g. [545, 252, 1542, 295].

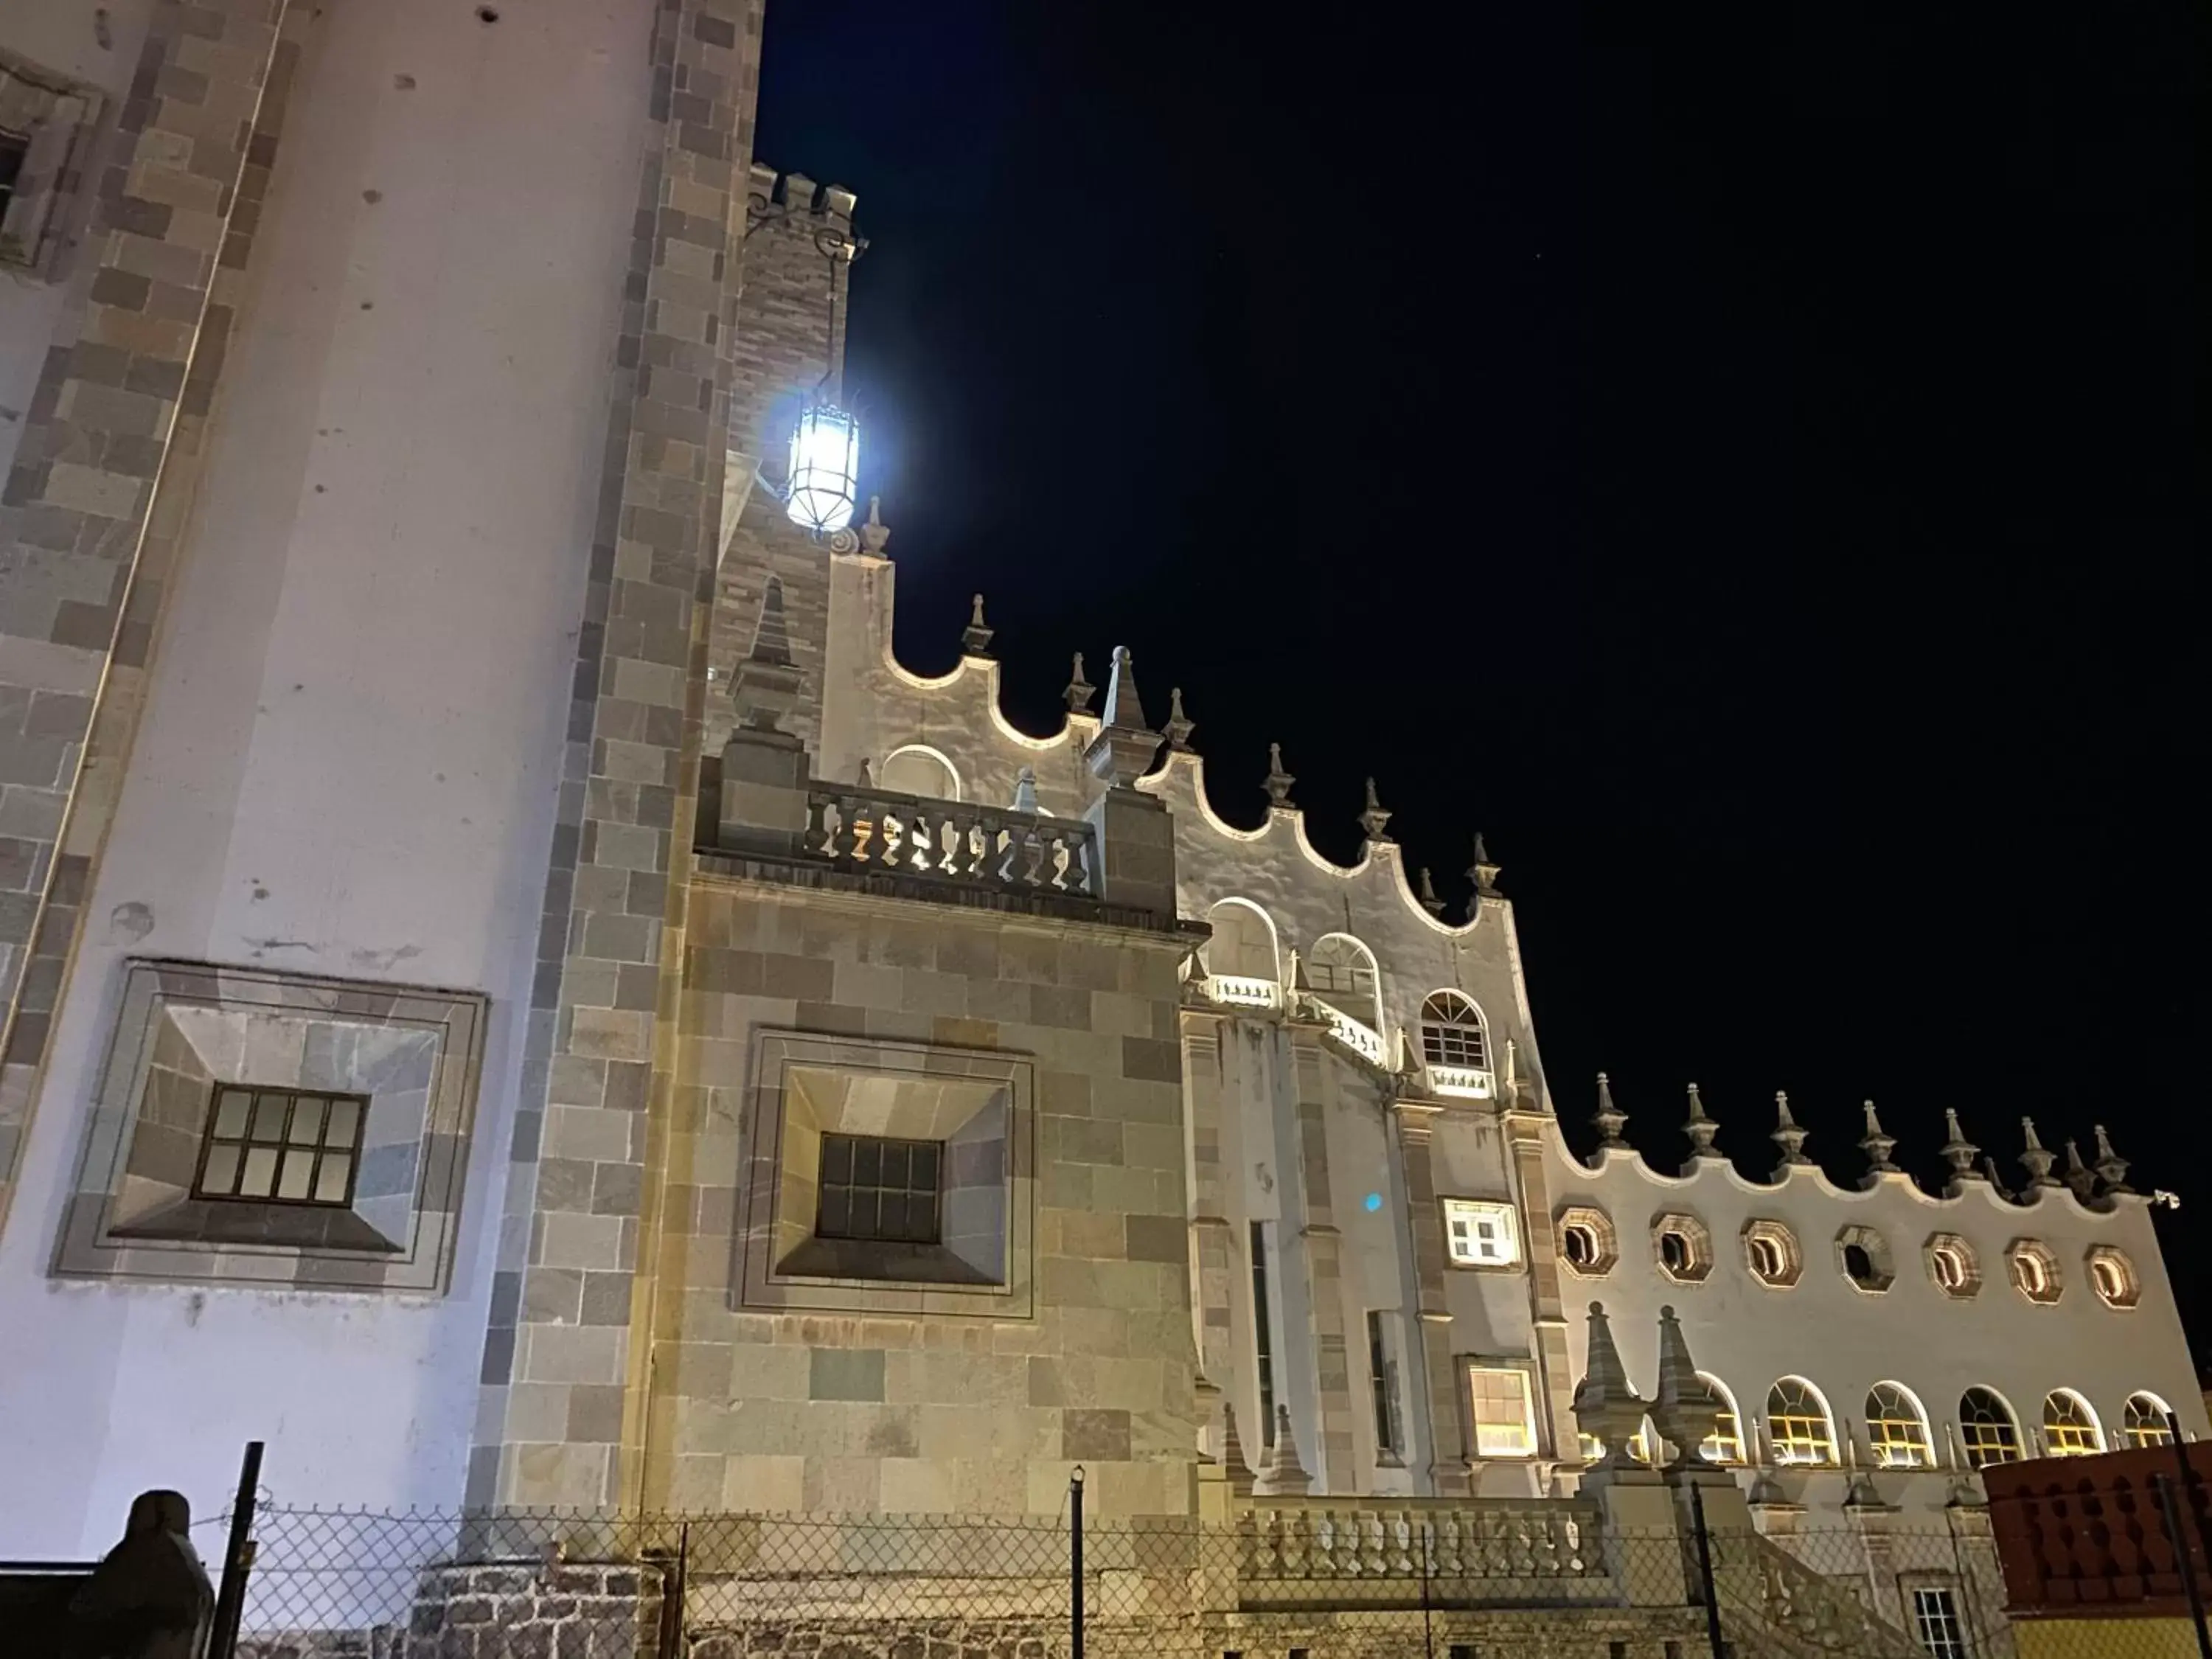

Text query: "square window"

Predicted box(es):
[191, 1086, 370, 1209]
[1443, 1199, 1520, 1267]
[1467, 1364, 1536, 1457]
[816, 1132, 943, 1245]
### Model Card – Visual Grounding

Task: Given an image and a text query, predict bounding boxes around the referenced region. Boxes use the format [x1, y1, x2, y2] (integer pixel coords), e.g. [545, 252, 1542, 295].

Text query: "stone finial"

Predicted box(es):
[2093, 1124, 2135, 1194]
[1417, 867, 1445, 914]
[1011, 765, 1039, 813]
[1357, 777, 1394, 844]
[1253, 1405, 1311, 1497]
[1859, 1100, 1899, 1176]
[1770, 1091, 1811, 1169]
[1263, 743, 1295, 808]
[1649, 1305, 1721, 1470]
[1219, 1399, 1256, 1497]
[1164, 686, 1194, 752]
[961, 592, 994, 656]
[1468, 832, 1501, 897]
[858, 493, 891, 557]
[1980, 1156, 2015, 1201]
[1572, 1302, 1651, 1468]
[1083, 646, 1162, 788]
[2062, 1139, 2098, 1203]
[731, 576, 804, 730]
[1063, 652, 1095, 714]
[2018, 1117, 2061, 1189]
[1938, 1109, 1983, 1196]
[1593, 1072, 1630, 1151]
[1680, 1082, 1722, 1166]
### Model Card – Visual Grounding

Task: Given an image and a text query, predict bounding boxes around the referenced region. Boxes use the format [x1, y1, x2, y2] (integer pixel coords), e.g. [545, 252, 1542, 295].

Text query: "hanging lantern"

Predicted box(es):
[785, 401, 859, 534]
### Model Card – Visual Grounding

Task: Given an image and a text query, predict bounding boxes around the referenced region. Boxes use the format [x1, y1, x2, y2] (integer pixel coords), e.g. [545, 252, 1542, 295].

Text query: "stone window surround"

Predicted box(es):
[2086, 1244, 2140, 1310]
[1458, 1351, 1545, 1461]
[1835, 1223, 1896, 1294]
[1741, 1217, 1804, 1288]
[2007, 1238, 2063, 1306]
[1651, 1211, 1714, 1284]
[1440, 1195, 1521, 1270]
[1553, 1203, 1618, 1278]
[733, 1029, 1034, 1320]
[0, 47, 102, 274]
[55, 959, 487, 1293]
[1923, 1231, 1981, 1299]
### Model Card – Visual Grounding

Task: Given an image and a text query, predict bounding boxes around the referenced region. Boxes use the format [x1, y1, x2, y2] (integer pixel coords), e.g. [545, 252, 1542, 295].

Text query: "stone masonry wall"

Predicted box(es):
[645, 877, 1200, 1516]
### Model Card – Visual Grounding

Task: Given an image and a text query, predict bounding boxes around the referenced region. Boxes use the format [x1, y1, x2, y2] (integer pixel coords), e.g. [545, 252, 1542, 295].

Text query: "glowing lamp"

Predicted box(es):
[785, 402, 859, 533]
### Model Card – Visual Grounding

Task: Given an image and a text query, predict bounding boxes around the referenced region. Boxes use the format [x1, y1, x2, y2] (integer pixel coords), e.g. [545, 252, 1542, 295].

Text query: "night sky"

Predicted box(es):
[753, 8, 2200, 1348]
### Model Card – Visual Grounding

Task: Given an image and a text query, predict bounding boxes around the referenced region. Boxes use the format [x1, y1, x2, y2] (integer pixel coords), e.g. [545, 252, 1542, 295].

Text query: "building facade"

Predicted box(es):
[0, 0, 2197, 1571]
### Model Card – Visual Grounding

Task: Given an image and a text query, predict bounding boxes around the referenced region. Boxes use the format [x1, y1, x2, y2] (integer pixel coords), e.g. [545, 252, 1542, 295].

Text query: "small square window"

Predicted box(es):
[816, 1133, 942, 1245]
[1466, 1364, 1536, 1457]
[1444, 1198, 1520, 1267]
[193, 1085, 366, 1208]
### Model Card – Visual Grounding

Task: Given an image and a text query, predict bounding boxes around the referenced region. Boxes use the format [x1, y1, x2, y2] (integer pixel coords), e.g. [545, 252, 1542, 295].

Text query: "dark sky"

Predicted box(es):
[754, 7, 2201, 1346]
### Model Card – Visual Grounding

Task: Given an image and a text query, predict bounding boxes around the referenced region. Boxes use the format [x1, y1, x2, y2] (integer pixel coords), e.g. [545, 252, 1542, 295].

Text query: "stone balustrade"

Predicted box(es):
[1234, 1498, 1610, 1607]
[1205, 973, 1281, 1010]
[1427, 1063, 1494, 1099]
[1312, 1000, 1386, 1068]
[804, 785, 1099, 900]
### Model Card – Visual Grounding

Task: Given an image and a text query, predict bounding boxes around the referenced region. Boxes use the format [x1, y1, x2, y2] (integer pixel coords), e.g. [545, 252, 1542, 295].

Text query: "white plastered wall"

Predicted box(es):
[0, 0, 656, 1551]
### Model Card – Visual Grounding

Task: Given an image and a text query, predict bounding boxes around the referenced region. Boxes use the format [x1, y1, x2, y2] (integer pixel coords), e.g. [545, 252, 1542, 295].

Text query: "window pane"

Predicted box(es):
[288, 1096, 326, 1145]
[911, 1143, 939, 1192]
[200, 1143, 240, 1196]
[821, 1135, 852, 1184]
[880, 1140, 909, 1189]
[853, 1138, 882, 1186]
[250, 1094, 289, 1141]
[325, 1097, 361, 1150]
[276, 1147, 316, 1201]
[314, 1153, 353, 1205]
[240, 1146, 280, 1197]
[818, 1187, 851, 1236]
[212, 1090, 251, 1140]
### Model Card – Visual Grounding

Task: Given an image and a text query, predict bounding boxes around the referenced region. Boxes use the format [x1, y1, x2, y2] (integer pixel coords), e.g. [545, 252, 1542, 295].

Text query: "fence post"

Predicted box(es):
[1069, 1465, 1085, 1659]
[204, 1439, 264, 1659]
[2154, 1472, 2212, 1659]
[1688, 1482, 1728, 1659]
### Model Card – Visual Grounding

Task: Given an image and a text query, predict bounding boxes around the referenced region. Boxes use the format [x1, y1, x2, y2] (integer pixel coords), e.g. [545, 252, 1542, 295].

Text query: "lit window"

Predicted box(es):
[1744, 1220, 1802, 1287]
[1933, 1247, 1968, 1292]
[194, 1086, 366, 1208]
[1556, 1206, 1617, 1276]
[1767, 1378, 1837, 1467]
[817, 1134, 942, 1244]
[1419, 991, 1489, 1070]
[1562, 1224, 1599, 1268]
[1750, 1236, 1785, 1279]
[1444, 1199, 1520, 1267]
[1661, 1232, 1691, 1273]
[1467, 1366, 1537, 1458]
[2009, 1241, 2062, 1304]
[1700, 1376, 1745, 1465]
[1911, 1587, 1968, 1659]
[2090, 1249, 2140, 1310]
[2043, 1390, 2104, 1456]
[1959, 1388, 2023, 1468]
[1653, 1214, 1714, 1282]
[2123, 1394, 2175, 1448]
[1866, 1383, 1933, 1469]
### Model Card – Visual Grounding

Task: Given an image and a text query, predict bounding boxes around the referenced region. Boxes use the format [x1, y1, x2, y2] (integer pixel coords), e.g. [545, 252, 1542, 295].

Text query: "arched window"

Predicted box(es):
[2043, 1390, 2104, 1456]
[1203, 900, 1281, 1006]
[1305, 933, 1384, 1062]
[1958, 1388, 2023, 1468]
[1767, 1378, 1837, 1467]
[1866, 1382, 1933, 1469]
[1419, 990, 1489, 1073]
[878, 745, 961, 801]
[1701, 1374, 1745, 1466]
[2123, 1393, 2176, 1448]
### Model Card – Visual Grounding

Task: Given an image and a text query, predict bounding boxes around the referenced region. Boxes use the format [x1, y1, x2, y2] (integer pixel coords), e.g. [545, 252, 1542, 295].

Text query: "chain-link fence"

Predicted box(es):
[206, 1493, 2160, 1659]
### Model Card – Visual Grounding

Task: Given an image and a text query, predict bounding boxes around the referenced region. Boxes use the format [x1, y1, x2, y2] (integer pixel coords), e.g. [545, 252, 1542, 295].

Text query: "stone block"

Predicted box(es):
[810, 1346, 886, 1402]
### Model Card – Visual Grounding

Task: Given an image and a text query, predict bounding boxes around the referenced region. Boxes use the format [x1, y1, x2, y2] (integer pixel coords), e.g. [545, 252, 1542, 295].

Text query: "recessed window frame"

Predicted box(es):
[2122, 1392, 2176, 1449]
[1924, 1232, 1980, 1300]
[1958, 1386, 2023, 1469]
[1653, 1211, 1714, 1284]
[1554, 1204, 1618, 1277]
[2087, 1245, 2140, 1310]
[815, 1131, 944, 1245]
[1462, 1357, 1541, 1460]
[1742, 1218, 1802, 1288]
[2042, 1388, 2104, 1456]
[192, 1085, 368, 1209]
[1442, 1197, 1521, 1269]
[1865, 1381, 1934, 1470]
[1767, 1376, 1839, 1467]
[1835, 1224, 1896, 1293]
[2008, 1239, 2062, 1306]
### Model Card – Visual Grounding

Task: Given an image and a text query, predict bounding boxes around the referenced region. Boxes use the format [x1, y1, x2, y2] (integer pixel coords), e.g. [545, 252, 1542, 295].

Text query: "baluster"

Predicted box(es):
[1479, 1512, 1512, 1576]
[1360, 1512, 1387, 1577]
[1259, 1509, 1284, 1579]
[1310, 1511, 1338, 1576]
[1506, 1512, 1537, 1577]
[1281, 1511, 1310, 1579]
[1530, 1512, 1561, 1576]
[804, 794, 832, 858]
[1236, 1512, 1261, 1583]
[1432, 1510, 1461, 1580]
[1065, 827, 1097, 895]
[907, 801, 934, 872]
[983, 814, 1017, 886]
[944, 807, 977, 880]
[830, 796, 860, 862]
[1388, 1512, 1413, 1576]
